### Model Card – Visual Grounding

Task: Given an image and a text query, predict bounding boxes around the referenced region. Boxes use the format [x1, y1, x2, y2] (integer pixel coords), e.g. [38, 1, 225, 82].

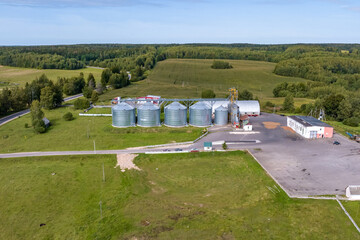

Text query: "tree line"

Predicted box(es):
[271, 81, 360, 126]
[0, 74, 63, 116]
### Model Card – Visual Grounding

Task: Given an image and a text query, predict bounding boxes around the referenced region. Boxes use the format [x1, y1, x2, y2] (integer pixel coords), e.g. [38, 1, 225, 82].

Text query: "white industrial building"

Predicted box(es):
[287, 116, 333, 139]
[206, 100, 260, 116]
[237, 100, 260, 116]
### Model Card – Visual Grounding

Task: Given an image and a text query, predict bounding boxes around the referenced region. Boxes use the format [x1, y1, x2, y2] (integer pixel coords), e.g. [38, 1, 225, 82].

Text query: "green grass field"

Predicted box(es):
[0, 152, 358, 239]
[0, 65, 102, 89]
[0, 106, 202, 153]
[341, 201, 360, 228]
[99, 59, 307, 102]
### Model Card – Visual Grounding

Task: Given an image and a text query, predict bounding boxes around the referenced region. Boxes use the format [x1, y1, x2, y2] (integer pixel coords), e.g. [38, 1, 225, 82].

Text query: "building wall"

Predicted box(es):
[324, 127, 333, 138]
[287, 117, 333, 139]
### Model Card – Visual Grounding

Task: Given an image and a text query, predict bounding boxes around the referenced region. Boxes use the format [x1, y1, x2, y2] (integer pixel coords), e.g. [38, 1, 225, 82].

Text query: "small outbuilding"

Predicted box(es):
[204, 142, 213, 151]
[287, 116, 333, 139]
[42, 117, 51, 128]
[346, 186, 360, 200]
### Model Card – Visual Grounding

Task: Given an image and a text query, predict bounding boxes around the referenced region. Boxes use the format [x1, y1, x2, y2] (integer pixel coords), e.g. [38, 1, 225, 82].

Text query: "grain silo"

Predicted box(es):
[189, 102, 212, 127]
[112, 102, 136, 128]
[164, 102, 187, 127]
[214, 105, 228, 125]
[137, 102, 161, 127]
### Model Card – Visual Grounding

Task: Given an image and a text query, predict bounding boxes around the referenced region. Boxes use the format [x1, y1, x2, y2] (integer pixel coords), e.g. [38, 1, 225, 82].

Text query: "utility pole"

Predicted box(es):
[102, 163, 105, 182]
[99, 201, 102, 219]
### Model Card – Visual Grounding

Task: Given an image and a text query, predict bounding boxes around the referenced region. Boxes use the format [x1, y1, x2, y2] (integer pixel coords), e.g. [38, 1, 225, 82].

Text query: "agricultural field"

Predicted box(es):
[0, 106, 202, 153]
[99, 59, 308, 102]
[0, 151, 358, 239]
[0, 65, 102, 89]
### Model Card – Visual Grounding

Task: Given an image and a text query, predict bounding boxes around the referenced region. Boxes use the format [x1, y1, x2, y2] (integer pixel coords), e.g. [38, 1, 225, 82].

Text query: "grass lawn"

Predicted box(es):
[0, 152, 358, 239]
[342, 201, 360, 228]
[99, 59, 307, 102]
[326, 120, 360, 136]
[0, 65, 102, 89]
[0, 106, 202, 153]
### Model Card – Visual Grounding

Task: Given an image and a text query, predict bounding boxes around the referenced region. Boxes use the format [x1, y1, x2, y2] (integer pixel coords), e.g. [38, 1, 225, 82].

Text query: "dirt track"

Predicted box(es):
[115, 154, 140, 170]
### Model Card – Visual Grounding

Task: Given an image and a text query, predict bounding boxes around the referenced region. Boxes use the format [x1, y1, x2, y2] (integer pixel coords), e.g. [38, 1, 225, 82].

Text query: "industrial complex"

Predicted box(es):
[111, 98, 260, 128]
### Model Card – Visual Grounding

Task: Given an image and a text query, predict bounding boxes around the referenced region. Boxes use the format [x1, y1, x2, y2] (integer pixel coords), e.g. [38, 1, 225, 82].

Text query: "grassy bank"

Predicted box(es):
[0, 106, 202, 153]
[326, 120, 360, 136]
[0, 152, 358, 239]
[0, 66, 102, 88]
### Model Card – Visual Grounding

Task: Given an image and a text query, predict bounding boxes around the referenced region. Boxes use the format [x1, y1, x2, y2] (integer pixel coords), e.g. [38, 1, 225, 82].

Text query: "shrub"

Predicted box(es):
[24, 123, 29, 128]
[343, 117, 360, 127]
[201, 89, 216, 98]
[63, 112, 74, 121]
[265, 101, 275, 108]
[222, 142, 228, 150]
[238, 89, 253, 100]
[74, 98, 90, 110]
[33, 119, 46, 133]
[211, 60, 233, 69]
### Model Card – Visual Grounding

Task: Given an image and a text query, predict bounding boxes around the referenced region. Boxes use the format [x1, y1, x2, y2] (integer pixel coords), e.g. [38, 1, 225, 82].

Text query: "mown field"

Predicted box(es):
[0, 151, 358, 239]
[0, 106, 202, 153]
[99, 59, 308, 102]
[0, 65, 102, 88]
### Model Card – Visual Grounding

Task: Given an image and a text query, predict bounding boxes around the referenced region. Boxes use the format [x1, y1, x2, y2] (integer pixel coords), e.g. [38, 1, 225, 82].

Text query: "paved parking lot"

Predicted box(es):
[195, 113, 360, 197]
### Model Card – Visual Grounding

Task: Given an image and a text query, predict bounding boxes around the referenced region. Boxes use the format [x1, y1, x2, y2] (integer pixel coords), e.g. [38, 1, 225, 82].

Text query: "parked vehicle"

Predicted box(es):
[175, 148, 183, 151]
[333, 141, 340, 145]
[346, 132, 360, 143]
[190, 148, 199, 152]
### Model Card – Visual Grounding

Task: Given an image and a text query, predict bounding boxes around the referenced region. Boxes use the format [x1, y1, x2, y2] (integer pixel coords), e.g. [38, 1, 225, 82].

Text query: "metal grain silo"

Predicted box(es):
[164, 102, 187, 127]
[214, 105, 228, 125]
[137, 102, 161, 127]
[189, 102, 212, 127]
[112, 102, 135, 128]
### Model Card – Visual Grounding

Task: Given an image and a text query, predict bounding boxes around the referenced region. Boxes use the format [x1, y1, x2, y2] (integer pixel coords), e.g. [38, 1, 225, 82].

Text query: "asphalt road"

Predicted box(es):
[0, 93, 83, 126]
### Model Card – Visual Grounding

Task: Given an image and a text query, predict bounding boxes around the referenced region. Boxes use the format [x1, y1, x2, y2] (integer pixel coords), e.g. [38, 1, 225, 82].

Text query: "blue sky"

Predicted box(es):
[0, 0, 359, 45]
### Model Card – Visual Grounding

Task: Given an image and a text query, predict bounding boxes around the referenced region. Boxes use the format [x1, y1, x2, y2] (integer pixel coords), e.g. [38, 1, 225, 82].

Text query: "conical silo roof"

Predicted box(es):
[112, 102, 134, 111]
[138, 101, 160, 110]
[165, 101, 187, 110]
[190, 102, 211, 110]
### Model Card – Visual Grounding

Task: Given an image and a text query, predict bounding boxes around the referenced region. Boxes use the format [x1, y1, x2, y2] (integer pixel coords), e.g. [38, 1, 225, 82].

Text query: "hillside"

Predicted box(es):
[99, 59, 307, 102]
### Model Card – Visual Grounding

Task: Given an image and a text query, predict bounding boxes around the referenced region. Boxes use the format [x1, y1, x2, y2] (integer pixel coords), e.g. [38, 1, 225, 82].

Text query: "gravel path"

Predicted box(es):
[115, 154, 140, 170]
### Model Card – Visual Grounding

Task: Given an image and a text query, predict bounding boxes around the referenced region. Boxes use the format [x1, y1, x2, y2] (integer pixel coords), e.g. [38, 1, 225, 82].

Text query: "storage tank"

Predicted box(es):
[214, 105, 228, 125]
[189, 102, 212, 127]
[112, 102, 136, 128]
[137, 102, 161, 127]
[164, 102, 187, 127]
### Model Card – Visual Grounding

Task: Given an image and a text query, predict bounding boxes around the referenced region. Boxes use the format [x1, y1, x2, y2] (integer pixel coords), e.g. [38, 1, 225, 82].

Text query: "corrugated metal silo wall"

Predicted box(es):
[215, 109, 228, 125]
[112, 108, 136, 127]
[165, 108, 187, 127]
[138, 108, 161, 127]
[190, 108, 212, 127]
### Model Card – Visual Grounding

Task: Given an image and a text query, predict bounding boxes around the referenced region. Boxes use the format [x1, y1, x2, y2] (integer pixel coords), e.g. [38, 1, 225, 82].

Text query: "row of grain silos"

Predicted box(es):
[112, 101, 230, 128]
